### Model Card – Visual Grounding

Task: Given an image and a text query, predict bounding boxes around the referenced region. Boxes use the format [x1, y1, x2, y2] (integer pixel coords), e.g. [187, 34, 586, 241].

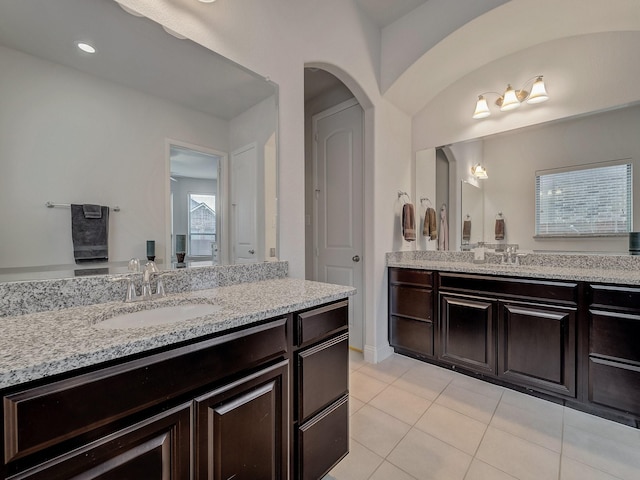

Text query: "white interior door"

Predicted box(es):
[313, 98, 364, 350]
[231, 143, 258, 264]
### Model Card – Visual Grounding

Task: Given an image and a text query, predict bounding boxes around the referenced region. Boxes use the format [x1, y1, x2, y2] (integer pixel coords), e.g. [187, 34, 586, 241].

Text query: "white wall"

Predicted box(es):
[0, 45, 229, 268]
[480, 104, 640, 253]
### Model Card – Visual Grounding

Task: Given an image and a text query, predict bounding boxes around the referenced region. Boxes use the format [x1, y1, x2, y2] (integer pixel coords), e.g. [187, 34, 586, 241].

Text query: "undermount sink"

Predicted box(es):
[95, 303, 223, 329]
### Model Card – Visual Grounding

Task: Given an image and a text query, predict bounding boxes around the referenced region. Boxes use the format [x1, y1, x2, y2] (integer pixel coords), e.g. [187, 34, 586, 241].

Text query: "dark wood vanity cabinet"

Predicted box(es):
[293, 300, 350, 480]
[1, 299, 350, 480]
[587, 284, 640, 417]
[388, 268, 435, 358]
[440, 293, 495, 374]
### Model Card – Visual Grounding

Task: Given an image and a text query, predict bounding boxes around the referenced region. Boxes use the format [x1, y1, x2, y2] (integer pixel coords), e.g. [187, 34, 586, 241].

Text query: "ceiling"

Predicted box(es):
[355, 0, 430, 27]
[0, 0, 275, 121]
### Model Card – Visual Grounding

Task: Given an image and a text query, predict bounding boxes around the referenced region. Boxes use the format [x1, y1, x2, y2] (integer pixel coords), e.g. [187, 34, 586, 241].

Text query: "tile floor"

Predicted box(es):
[323, 351, 640, 480]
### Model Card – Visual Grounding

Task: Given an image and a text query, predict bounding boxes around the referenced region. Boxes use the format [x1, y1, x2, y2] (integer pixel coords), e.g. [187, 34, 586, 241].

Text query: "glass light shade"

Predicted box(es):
[471, 164, 488, 179]
[526, 76, 549, 104]
[500, 85, 521, 111]
[472, 95, 491, 119]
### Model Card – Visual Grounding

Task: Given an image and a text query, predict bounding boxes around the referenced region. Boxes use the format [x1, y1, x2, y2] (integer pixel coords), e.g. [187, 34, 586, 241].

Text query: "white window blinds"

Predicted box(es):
[535, 162, 632, 236]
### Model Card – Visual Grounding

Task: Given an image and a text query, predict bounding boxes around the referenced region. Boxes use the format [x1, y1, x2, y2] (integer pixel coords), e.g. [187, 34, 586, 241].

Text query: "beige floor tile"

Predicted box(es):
[387, 428, 472, 480]
[369, 384, 432, 425]
[349, 396, 365, 416]
[350, 370, 388, 403]
[415, 403, 487, 455]
[491, 399, 563, 452]
[564, 407, 640, 446]
[326, 439, 383, 480]
[435, 383, 499, 424]
[349, 349, 366, 371]
[476, 426, 560, 480]
[350, 404, 411, 457]
[359, 354, 416, 384]
[450, 374, 505, 401]
[464, 459, 518, 480]
[392, 364, 453, 401]
[369, 461, 417, 480]
[560, 456, 624, 480]
[500, 389, 564, 420]
[563, 424, 640, 480]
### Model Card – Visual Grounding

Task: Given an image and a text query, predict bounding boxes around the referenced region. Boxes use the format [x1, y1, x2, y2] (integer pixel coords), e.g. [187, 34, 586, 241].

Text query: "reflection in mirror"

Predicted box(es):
[0, 0, 278, 282]
[451, 104, 640, 254]
[460, 181, 484, 248]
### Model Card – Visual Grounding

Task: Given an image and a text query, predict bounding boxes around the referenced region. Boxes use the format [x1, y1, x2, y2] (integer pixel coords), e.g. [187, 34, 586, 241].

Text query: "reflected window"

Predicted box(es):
[535, 162, 632, 236]
[188, 194, 216, 256]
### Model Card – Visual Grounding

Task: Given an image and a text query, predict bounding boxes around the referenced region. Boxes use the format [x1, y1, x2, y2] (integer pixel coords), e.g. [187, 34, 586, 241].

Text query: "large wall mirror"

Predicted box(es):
[455, 103, 640, 254]
[0, 0, 278, 281]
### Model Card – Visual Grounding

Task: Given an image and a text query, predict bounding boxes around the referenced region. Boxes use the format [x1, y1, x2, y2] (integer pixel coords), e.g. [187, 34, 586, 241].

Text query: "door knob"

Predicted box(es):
[249, 249, 255, 254]
[352, 255, 360, 262]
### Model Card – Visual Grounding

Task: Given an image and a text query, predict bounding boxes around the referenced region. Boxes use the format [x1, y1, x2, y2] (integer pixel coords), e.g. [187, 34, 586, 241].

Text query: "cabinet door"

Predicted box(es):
[9, 403, 191, 480]
[194, 361, 289, 480]
[498, 301, 576, 397]
[440, 294, 495, 374]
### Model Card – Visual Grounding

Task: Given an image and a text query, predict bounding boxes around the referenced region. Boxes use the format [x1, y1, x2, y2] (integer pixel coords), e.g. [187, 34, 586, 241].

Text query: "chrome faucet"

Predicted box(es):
[118, 258, 167, 302]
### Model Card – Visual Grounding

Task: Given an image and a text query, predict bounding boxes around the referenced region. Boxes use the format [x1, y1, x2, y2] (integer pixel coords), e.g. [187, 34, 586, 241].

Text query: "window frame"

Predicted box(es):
[187, 193, 216, 258]
[534, 159, 633, 238]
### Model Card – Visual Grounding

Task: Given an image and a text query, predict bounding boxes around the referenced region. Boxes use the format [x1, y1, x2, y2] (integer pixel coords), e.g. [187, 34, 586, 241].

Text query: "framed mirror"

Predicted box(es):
[0, 0, 278, 281]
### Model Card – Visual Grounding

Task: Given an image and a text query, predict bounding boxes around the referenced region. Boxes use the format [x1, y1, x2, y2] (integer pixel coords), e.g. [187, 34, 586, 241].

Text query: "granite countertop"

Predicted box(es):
[0, 278, 356, 389]
[387, 258, 640, 285]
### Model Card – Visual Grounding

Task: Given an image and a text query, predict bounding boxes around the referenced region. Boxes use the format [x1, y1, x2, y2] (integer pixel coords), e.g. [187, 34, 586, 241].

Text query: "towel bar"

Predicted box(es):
[45, 201, 120, 212]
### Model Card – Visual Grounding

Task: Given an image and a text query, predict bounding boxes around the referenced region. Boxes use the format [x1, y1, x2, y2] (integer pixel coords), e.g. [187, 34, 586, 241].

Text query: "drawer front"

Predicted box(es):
[589, 284, 640, 311]
[297, 395, 349, 480]
[439, 273, 578, 304]
[296, 300, 348, 347]
[389, 316, 433, 357]
[589, 357, 640, 415]
[389, 268, 432, 287]
[297, 333, 349, 423]
[3, 319, 287, 464]
[590, 310, 640, 363]
[390, 285, 432, 320]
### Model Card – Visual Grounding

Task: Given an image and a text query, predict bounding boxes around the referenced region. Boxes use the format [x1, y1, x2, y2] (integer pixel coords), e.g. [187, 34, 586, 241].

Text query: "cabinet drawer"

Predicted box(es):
[590, 310, 640, 363]
[3, 319, 287, 464]
[589, 284, 640, 311]
[297, 395, 349, 480]
[389, 316, 433, 357]
[589, 357, 640, 415]
[390, 285, 432, 321]
[297, 333, 349, 423]
[389, 268, 432, 287]
[296, 300, 348, 347]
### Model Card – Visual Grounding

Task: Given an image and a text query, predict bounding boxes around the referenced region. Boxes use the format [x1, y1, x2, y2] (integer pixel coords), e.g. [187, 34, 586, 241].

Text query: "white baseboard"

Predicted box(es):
[363, 343, 394, 364]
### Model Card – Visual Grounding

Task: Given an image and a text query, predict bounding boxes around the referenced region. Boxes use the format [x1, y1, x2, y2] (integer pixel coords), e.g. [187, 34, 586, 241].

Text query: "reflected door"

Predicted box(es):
[231, 143, 258, 264]
[313, 98, 364, 350]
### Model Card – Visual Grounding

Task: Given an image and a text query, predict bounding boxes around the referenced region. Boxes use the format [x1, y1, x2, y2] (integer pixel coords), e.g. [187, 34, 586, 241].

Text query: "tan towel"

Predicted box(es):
[462, 219, 471, 241]
[402, 203, 416, 242]
[423, 207, 437, 240]
[495, 218, 505, 240]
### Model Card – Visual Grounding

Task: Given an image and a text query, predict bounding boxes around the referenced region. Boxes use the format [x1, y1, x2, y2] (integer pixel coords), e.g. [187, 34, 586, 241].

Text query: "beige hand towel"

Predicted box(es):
[402, 203, 416, 242]
[462, 219, 471, 241]
[423, 207, 437, 240]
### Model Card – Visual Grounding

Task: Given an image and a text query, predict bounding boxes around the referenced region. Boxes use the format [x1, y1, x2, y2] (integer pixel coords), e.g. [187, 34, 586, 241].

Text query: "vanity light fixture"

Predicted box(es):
[472, 75, 549, 119]
[471, 164, 488, 179]
[76, 42, 96, 54]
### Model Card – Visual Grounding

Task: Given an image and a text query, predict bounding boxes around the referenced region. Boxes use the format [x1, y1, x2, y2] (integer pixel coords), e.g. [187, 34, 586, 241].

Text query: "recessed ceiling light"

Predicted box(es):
[198, 0, 217, 3]
[77, 42, 96, 54]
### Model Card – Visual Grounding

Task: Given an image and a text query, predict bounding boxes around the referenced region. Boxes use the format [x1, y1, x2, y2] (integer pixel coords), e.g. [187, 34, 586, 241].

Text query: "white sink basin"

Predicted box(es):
[96, 303, 223, 329]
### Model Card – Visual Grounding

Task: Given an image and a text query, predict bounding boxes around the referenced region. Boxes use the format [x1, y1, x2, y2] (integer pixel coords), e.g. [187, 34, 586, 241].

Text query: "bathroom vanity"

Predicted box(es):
[388, 252, 640, 427]
[0, 276, 353, 479]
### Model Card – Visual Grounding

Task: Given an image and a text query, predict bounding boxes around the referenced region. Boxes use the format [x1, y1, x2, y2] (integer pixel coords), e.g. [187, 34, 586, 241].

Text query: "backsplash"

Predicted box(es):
[0, 262, 288, 318]
[386, 250, 640, 270]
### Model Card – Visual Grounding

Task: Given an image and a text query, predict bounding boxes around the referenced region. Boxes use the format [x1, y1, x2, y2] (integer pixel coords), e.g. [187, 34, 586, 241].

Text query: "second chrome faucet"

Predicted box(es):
[124, 258, 166, 302]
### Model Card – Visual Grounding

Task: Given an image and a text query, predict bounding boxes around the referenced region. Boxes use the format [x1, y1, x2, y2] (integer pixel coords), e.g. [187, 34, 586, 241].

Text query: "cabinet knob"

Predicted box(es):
[249, 249, 255, 255]
[352, 255, 360, 262]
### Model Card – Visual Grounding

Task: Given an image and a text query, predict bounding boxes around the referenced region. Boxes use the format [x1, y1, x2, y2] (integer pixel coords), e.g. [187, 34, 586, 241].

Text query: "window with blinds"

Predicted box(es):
[535, 162, 632, 236]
